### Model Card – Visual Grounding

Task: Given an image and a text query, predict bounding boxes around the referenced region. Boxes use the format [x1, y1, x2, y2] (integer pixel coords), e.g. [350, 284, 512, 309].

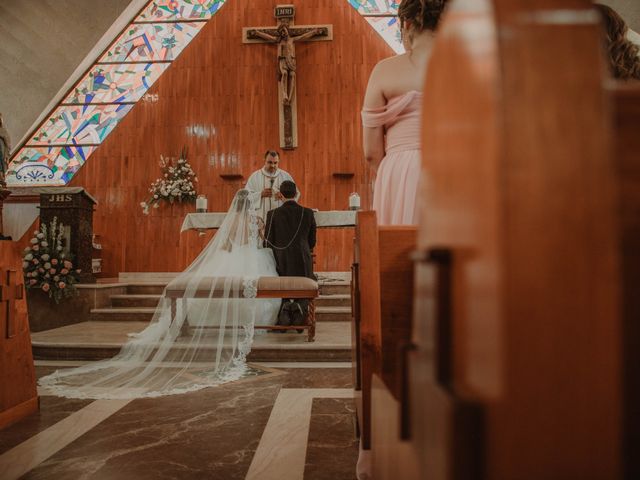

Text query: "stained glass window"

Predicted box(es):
[100, 22, 205, 63]
[29, 104, 135, 146]
[365, 16, 403, 54]
[348, 0, 404, 53]
[6, 0, 226, 186]
[137, 0, 226, 21]
[349, 0, 399, 15]
[8, 146, 97, 185]
[64, 63, 170, 104]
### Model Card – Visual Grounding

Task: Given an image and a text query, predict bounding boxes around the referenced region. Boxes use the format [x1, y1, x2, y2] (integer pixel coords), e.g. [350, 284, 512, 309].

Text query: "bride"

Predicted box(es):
[39, 189, 281, 399]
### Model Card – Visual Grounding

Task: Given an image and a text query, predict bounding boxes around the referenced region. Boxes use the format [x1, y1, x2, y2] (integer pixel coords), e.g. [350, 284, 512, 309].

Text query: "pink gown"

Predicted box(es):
[361, 90, 422, 225]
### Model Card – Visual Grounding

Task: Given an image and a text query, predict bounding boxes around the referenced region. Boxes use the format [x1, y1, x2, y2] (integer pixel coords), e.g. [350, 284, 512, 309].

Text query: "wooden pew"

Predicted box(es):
[610, 82, 640, 478]
[399, 0, 636, 478]
[351, 211, 418, 476]
[0, 241, 38, 429]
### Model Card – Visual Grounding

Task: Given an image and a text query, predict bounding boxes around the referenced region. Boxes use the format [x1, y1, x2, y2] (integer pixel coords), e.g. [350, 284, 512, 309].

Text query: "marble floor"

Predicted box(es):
[0, 363, 358, 480]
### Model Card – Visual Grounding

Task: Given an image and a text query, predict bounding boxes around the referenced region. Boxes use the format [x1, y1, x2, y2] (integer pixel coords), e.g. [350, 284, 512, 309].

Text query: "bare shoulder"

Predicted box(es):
[371, 53, 410, 76]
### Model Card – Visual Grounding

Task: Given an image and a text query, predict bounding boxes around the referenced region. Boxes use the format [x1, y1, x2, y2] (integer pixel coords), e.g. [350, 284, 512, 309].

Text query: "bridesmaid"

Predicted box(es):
[362, 0, 448, 225]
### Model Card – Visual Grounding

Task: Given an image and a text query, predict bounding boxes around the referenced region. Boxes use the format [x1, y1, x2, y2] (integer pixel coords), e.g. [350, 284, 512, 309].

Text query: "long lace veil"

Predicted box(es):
[39, 189, 270, 399]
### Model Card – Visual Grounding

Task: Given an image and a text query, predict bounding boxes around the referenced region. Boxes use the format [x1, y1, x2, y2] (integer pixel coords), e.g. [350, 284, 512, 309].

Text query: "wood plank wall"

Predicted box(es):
[68, 0, 392, 275]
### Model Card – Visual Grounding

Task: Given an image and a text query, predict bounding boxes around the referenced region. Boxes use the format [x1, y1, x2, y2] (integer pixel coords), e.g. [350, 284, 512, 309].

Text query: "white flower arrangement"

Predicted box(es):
[140, 147, 198, 214]
[22, 217, 81, 303]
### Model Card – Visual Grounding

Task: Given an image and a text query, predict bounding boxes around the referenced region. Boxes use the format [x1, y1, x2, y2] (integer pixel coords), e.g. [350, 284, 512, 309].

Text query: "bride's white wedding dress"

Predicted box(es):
[39, 189, 280, 399]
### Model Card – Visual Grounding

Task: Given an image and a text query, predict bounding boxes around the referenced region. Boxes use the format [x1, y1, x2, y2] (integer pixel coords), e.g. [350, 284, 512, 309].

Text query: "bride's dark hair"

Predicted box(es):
[398, 0, 449, 32]
[234, 189, 250, 212]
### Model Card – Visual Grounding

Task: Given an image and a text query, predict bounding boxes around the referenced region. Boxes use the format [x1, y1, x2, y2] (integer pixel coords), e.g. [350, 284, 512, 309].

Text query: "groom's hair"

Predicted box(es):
[280, 180, 297, 199]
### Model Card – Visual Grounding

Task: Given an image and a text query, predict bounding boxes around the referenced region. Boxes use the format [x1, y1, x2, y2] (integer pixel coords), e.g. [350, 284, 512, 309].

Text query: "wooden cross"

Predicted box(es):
[243, 4, 332, 150]
[0, 268, 23, 338]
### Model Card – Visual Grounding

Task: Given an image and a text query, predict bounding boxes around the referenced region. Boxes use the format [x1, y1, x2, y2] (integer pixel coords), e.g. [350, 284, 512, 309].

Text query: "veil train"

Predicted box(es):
[39, 190, 280, 399]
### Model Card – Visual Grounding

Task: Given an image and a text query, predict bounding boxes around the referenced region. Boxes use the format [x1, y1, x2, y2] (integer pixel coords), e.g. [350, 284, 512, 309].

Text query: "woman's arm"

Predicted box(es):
[362, 64, 386, 170]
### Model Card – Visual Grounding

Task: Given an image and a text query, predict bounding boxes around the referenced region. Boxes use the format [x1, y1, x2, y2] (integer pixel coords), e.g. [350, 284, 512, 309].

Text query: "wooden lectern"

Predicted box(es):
[39, 188, 97, 283]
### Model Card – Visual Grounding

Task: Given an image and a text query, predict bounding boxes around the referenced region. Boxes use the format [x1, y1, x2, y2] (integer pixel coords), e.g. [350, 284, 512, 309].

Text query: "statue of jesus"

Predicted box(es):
[248, 25, 327, 105]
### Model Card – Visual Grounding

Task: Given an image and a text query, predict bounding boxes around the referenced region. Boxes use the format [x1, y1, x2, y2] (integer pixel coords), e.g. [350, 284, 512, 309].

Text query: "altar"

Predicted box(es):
[180, 210, 356, 232]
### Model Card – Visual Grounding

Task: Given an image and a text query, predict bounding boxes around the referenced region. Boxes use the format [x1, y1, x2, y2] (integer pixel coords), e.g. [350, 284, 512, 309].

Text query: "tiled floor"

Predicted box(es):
[0, 364, 358, 480]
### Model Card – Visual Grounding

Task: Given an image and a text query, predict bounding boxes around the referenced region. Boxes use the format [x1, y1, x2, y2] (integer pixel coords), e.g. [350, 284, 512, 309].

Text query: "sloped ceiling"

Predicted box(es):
[0, 0, 139, 145]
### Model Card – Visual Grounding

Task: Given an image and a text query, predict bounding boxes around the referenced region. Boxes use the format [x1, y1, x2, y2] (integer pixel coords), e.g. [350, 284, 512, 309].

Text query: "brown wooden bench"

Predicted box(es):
[165, 276, 319, 342]
[352, 210, 417, 453]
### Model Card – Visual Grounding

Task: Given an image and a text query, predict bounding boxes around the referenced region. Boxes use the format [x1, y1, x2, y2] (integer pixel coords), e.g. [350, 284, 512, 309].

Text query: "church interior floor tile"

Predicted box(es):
[0, 396, 93, 456]
[305, 398, 359, 480]
[1, 367, 357, 480]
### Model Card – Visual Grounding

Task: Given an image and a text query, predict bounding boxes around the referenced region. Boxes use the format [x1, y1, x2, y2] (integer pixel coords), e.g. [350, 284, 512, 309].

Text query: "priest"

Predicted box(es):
[245, 150, 297, 220]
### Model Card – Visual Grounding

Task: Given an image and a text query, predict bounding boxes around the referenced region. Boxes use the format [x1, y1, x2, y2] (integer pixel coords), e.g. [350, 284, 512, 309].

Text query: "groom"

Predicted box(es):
[264, 180, 316, 328]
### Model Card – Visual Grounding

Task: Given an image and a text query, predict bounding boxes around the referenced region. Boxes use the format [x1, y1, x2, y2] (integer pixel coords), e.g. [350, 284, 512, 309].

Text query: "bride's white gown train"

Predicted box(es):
[39, 190, 280, 399]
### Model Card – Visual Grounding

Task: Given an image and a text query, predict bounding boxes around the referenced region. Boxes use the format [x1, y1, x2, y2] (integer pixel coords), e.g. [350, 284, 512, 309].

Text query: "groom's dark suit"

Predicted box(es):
[264, 200, 316, 279]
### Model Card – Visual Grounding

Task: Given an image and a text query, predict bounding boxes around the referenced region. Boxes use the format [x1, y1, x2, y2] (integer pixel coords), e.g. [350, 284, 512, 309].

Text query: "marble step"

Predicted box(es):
[90, 307, 156, 322]
[31, 321, 351, 362]
[125, 282, 351, 296]
[90, 305, 351, 322]
[316, 294, 351, 307]
[126, 283, 167, 295]
[318, 283, 350, 295]
[111, 294, 162, 308]
[315, 306, 351, 322]
[110, 293, 352, 309]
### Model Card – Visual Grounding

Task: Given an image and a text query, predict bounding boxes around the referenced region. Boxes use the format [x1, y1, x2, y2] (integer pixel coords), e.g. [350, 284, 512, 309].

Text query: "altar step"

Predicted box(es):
[89, 304, 351, 323]
[123, 282, 351, 296]
[109, 293, 351, 308]
[31, 321, 351, 362]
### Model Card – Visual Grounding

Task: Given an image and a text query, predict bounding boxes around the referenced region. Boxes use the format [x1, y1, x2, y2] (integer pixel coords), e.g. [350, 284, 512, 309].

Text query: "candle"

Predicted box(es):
[196, 195, 208, 212]
[349, 192, 360, 210]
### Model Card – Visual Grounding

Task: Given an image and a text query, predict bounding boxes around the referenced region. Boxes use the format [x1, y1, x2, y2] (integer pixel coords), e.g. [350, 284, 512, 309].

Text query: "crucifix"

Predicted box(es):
[243, 5, 332, 150]
[0, 268, 24, 339]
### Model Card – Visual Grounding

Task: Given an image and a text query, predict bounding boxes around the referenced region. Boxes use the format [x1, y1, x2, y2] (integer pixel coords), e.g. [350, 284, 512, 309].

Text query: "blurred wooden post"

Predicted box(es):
[0, 241, 38, 429]
[401, 0, 630, 478]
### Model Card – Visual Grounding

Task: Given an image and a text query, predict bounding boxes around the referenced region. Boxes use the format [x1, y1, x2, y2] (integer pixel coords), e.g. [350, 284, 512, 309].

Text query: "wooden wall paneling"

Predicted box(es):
[411, 0, 624, 478]
[67, 0, 393, 275]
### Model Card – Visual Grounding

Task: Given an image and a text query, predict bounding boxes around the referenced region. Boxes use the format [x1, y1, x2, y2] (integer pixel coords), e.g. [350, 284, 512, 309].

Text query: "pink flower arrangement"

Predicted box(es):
[22, 217, 79, 304]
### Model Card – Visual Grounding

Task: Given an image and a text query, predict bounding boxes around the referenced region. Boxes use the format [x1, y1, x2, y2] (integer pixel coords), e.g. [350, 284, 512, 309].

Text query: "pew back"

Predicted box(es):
[352, 211, 417, 456]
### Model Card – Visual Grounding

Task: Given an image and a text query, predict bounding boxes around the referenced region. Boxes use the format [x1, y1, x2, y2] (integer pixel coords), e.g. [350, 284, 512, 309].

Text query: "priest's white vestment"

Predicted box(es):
[245, 167, 296, 220]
